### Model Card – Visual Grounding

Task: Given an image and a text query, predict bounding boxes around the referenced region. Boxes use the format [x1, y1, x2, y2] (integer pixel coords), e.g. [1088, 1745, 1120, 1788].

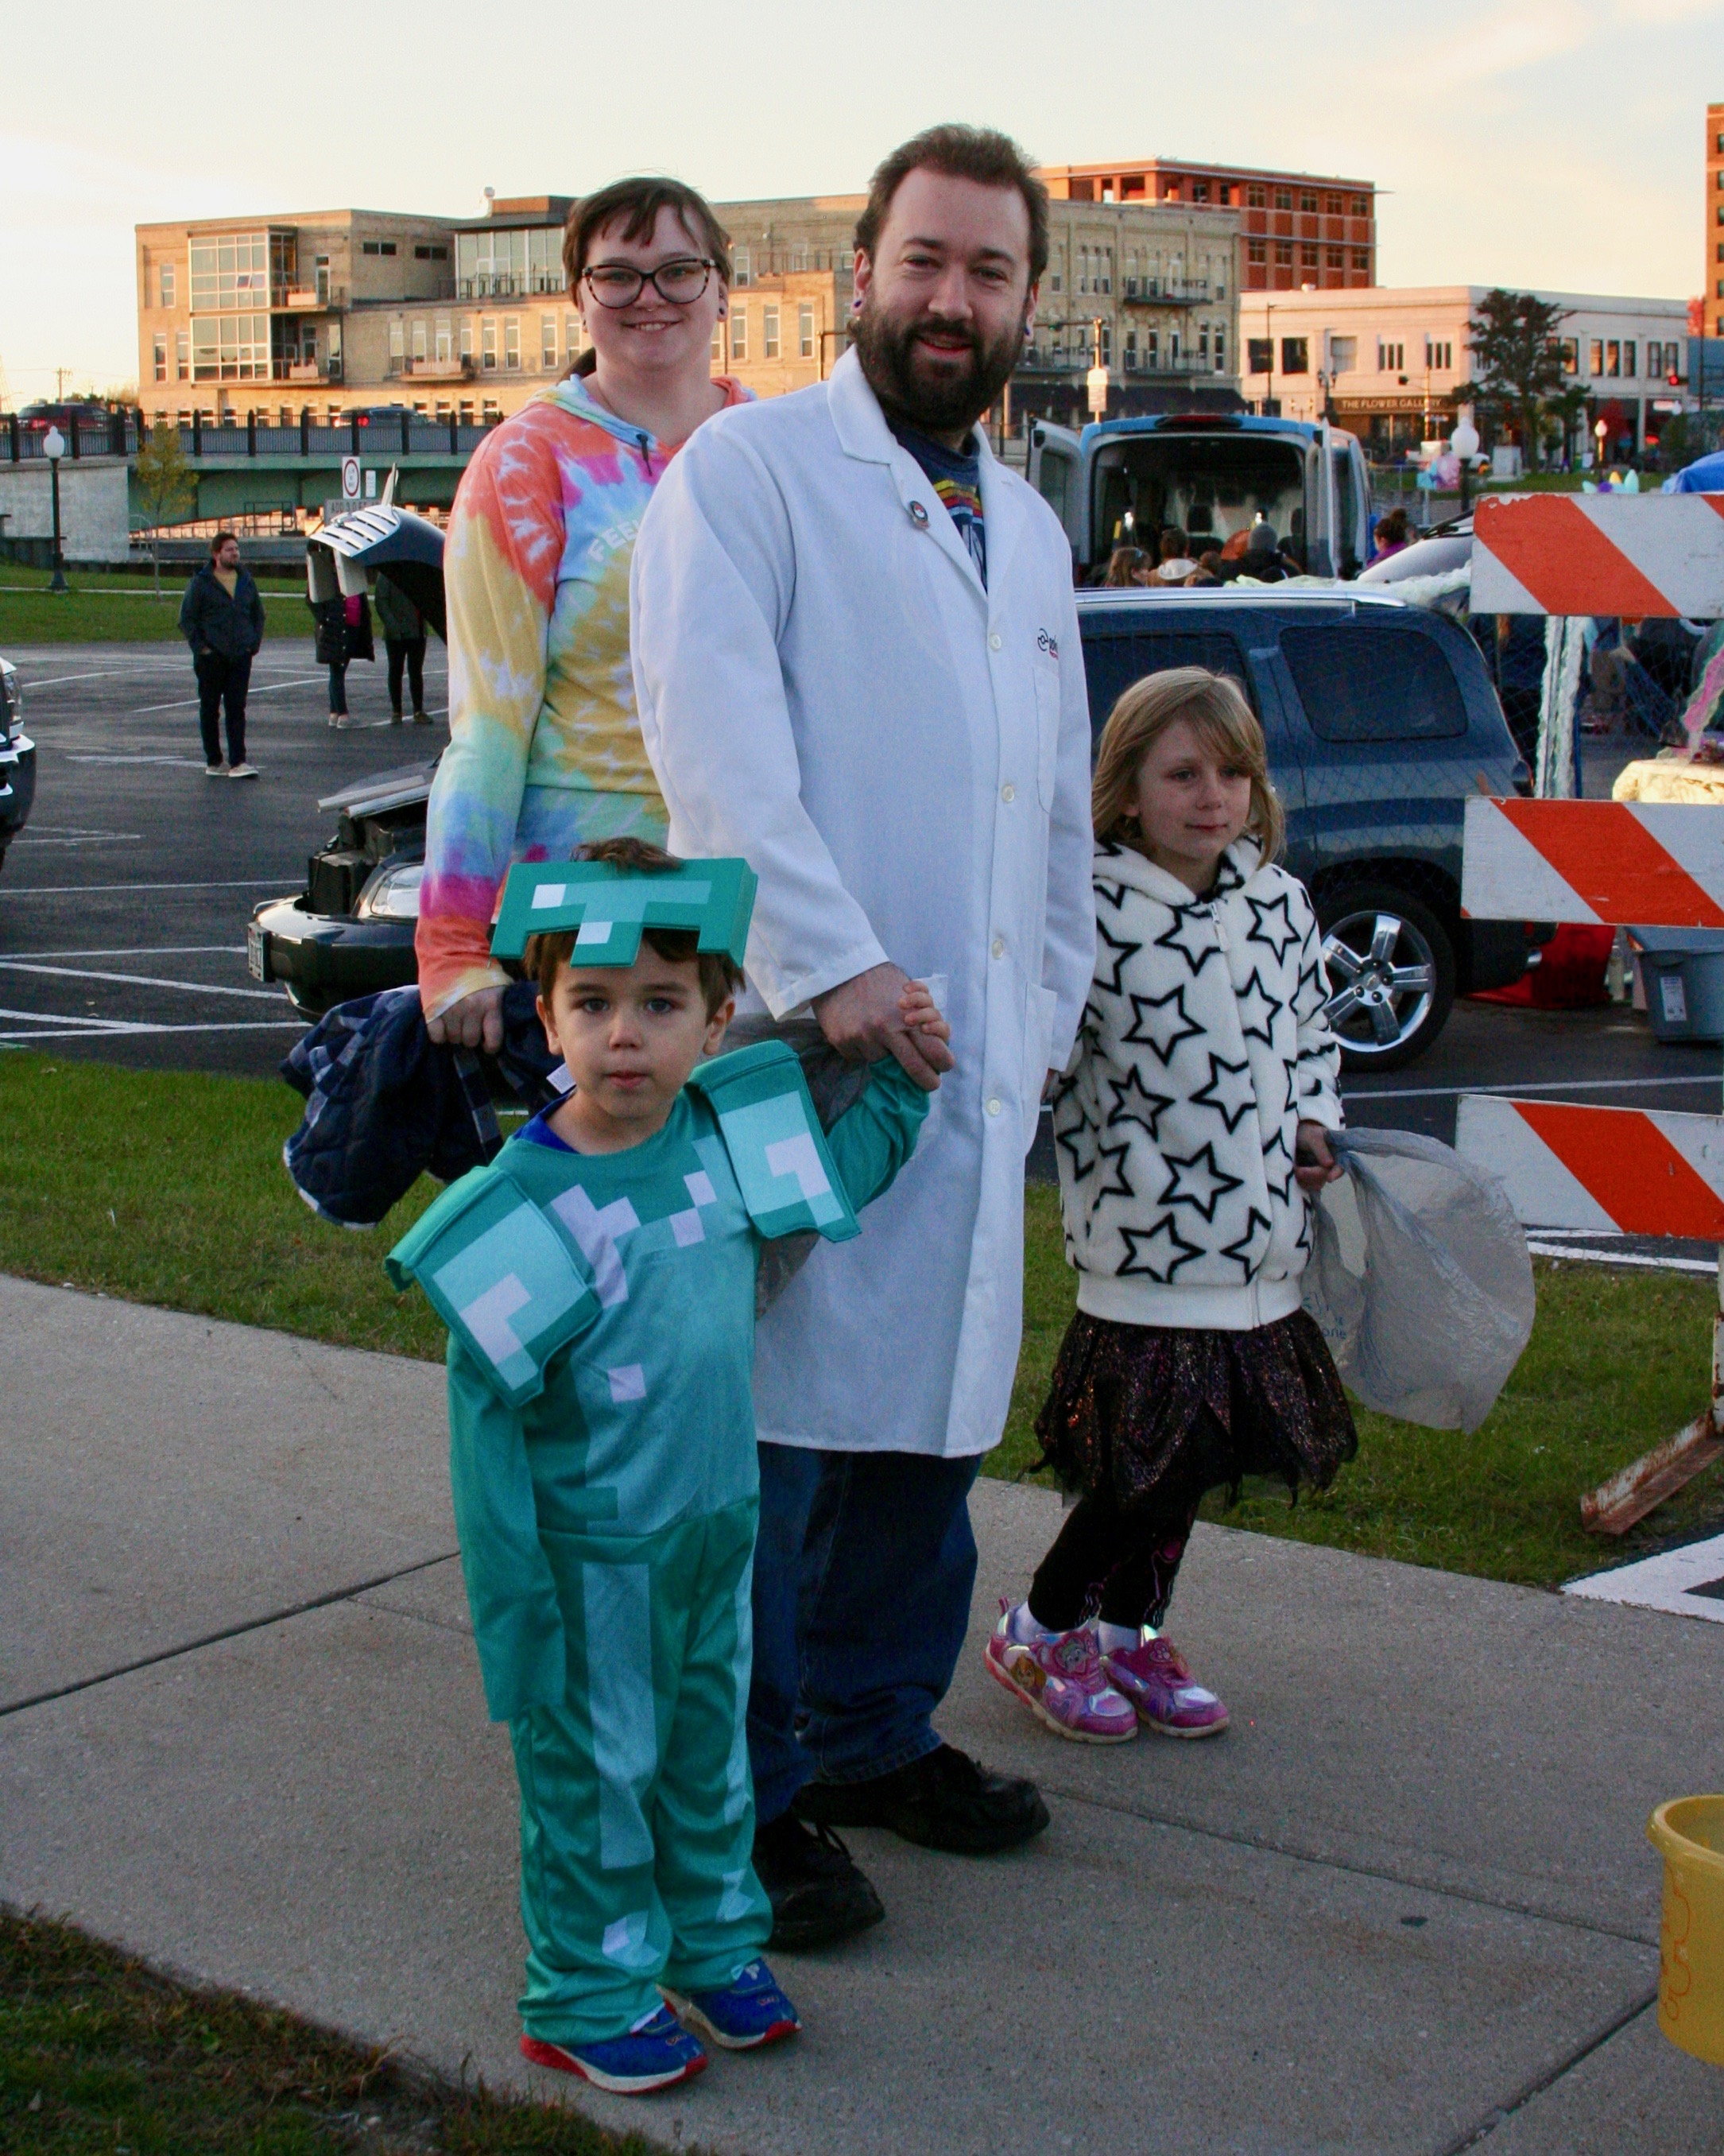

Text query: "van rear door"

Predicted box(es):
[1029, 421, 1085, 570]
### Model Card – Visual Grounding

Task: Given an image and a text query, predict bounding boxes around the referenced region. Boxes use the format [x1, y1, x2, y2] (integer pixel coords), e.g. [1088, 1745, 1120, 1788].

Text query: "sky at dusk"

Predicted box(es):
[2, 0, 1720, 401]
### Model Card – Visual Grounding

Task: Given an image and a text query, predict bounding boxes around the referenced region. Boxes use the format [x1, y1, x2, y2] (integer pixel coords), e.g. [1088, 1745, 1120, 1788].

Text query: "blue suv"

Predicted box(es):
[1076, 585, 1534, 1068]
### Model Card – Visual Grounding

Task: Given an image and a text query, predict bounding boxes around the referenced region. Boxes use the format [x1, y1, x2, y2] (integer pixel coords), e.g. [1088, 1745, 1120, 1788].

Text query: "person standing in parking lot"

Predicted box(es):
[311, 584, 375, 729]
[178, 531, 264, 779]
[374, 573, 429, 725]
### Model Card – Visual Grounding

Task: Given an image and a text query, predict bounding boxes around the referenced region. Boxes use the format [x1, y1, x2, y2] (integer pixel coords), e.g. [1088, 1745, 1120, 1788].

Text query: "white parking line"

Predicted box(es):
[1346, 1071, 1724, 1103]
[0, 1019, 304, 1041]
[1, 945, 246, 960]
[0, 960, 284, 1001]
[131, 677, 327, 715]
[64, 754, 212, 768]
[0, 1006, 137, 1032]
[4, 878, 302, 896]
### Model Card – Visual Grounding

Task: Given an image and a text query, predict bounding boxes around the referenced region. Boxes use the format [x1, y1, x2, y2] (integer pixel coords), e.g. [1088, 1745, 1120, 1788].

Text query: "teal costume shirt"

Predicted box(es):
[389, 1041, 928, 2043]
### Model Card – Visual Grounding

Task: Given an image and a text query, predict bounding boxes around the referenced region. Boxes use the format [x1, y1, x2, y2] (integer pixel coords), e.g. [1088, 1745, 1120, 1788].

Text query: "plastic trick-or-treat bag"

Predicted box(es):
[1301, 1127, 1535, 1433]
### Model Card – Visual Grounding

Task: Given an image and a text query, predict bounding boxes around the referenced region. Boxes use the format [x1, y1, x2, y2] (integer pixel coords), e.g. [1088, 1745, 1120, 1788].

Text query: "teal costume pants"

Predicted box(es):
[509, 1498, 772, 2044]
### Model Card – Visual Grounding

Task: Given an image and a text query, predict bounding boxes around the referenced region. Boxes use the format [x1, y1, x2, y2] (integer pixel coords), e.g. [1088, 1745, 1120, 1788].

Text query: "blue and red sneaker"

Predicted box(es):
[520, 2006, 707, 2095]
[661, 1958, 801, 2051]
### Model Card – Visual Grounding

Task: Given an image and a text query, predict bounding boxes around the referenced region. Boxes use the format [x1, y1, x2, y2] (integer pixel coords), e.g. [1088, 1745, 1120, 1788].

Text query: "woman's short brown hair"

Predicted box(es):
[562, 179, 731, 301]
[523, 836, 744, 1018]
[1091, 667, 1286, 863]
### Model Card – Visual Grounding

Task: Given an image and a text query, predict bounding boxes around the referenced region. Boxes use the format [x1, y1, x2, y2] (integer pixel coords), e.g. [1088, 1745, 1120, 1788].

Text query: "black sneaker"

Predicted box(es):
[752, 1813, 885, 1952]
[796, 1743, 1050, 1856]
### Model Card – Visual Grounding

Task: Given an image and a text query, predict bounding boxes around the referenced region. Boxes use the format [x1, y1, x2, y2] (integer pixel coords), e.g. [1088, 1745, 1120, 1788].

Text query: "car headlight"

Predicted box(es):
[357, 861, 424, 921]
[1, 669, 19, 741]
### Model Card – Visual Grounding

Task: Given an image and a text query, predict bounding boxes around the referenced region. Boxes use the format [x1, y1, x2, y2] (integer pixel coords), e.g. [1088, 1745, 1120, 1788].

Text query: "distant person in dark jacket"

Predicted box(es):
[373, 574, 429, 726]
[178, 532, 265, 779]
[309, 585, 375, 729]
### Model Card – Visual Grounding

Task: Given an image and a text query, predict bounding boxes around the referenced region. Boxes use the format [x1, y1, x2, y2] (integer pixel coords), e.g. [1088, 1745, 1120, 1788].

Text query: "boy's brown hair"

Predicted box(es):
[522, 836, 744, 1017]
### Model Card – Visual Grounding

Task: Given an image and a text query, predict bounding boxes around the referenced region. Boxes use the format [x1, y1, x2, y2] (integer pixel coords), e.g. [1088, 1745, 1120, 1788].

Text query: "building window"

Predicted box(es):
[153, 333, 167, 382]
[1351, 248, 1370, 271]
[1557, 338, 1578, 373]
[798, 302, 815, 359]
[1326, 246, 1343, 270]
[1192, 182, 1210, 204]
[566, 313, 583, 356]
[730, 307, 747, 362]
[1275, 240, 1293, 266]
[1424, 339, 1452, 370]
[482, 319, 497, 370]
[361, 239, 399, 258]
[1197, 324, 1209, 362]
[1331, 335, 1358, 373]
[1300, 242, 1319, 270]
[711, 320, 724, 364]
[1100, 247, 1112, 293]
[1248, 238, 1266, 265]
[504, 318, 521, 370]
[1145, 328, 1160, 366]
[1325, 193, 1343, 215]
[190, 232, 269, 312]
[413, 320, 428, 363]
[1377, 340, 1404, 372]
[1274, 188, 1292, 211]
[540, 315, 556, 368]
[733, 246, 750, 287]
[1246, 184, 1265, 209]
[789, 244, 808, 271]
[389, 320, 405, 371]
[327, 323, 342, 379]
[1281, 336, 1309, 374]
[1622, 340, 1637, 378]
[159, 264, 176, 310]
[435, 318, 451, 363]
[1214, 329, 1226, 373]
[1247, 337, 1273, 375]
[414, 243, 448, 261]
[1588, 338, 1603, 375]
[176, 330, 188, 380]
[190, 311, 271, 381]
[1300, 191, 1318, 212]
[1605, 339, 1621, 377]
[763, 304, 780, 359]
[1351, 196, 1369, 216]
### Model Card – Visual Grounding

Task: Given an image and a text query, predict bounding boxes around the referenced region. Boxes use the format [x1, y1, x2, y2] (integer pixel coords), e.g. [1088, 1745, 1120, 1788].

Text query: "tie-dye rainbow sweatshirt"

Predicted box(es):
[415, 372, 747, 1020]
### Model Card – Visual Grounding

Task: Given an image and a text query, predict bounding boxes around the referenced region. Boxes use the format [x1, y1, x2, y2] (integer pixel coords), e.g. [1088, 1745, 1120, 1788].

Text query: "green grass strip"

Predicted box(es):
[1, 1050, 1719, 1590]
[0, 1906, 684, 2153]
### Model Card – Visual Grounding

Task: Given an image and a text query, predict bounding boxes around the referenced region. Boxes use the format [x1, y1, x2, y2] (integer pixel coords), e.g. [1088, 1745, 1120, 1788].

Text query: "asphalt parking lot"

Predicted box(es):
[6, 642, 1722, 1258]
[2, 638, 446, 1079]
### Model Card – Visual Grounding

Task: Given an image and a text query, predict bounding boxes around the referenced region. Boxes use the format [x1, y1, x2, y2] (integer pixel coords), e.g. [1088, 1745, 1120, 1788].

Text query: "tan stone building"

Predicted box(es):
[134, 185, 1244, 430]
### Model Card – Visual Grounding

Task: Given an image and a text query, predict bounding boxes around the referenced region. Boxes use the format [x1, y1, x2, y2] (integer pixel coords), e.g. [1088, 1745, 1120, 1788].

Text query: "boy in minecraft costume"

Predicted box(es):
[388, 838, 941, 2095]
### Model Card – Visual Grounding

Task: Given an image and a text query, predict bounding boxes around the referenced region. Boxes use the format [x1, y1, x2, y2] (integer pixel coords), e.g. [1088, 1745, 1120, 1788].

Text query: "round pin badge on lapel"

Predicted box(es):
[908, 499, 929, 527]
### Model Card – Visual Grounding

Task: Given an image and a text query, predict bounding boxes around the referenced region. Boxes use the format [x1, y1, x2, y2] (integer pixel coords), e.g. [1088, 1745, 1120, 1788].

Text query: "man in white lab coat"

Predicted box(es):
[631, 126, 1094, 1948]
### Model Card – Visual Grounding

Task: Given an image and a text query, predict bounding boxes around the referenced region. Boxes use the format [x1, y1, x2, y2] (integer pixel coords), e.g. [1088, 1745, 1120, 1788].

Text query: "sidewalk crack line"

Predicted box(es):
[1432, 1988, 1659, 2155]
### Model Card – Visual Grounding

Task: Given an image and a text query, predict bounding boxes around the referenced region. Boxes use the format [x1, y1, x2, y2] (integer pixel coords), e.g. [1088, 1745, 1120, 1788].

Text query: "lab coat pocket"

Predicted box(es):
[1023, 983, 1059, 1151]
[1033, 661, 1060, 809]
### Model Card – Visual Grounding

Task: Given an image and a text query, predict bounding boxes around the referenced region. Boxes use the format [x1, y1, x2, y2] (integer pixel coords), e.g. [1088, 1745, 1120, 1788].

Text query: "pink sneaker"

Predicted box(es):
[985, 1602, 1137, 1744]
[1102, 1634, 1230, 1739]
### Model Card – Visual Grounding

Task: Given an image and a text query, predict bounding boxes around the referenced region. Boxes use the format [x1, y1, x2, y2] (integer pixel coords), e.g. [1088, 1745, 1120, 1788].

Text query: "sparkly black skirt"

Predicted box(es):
[1034, 1307, 1358, 1515]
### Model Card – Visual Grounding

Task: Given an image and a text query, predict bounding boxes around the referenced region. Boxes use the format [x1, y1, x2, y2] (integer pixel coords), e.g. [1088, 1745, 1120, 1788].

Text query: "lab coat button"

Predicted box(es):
[991, 937, 1005, 959]
[989, 632, 1002, 650]
[986, 1096, 1002, 1117]
[1001, 783, 1016, 803]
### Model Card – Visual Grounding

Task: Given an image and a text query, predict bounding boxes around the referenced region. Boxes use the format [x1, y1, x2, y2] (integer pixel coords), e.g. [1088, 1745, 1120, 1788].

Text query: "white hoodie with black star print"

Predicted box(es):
[1052, 837, 1344, 1331]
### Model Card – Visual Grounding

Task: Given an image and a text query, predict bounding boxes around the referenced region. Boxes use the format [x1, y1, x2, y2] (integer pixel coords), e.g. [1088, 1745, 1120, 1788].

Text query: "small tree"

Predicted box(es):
[133, 423, 196, 596]
[1455, 289, 1570, 475]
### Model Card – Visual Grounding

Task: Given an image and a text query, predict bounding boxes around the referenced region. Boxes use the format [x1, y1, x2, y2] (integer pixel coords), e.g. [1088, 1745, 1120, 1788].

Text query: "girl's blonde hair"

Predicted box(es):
[1091, 665, 1286, 863]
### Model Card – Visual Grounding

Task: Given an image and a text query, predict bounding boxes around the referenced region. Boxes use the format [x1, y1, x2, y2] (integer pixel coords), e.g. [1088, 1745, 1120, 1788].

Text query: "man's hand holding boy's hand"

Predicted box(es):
[816, 962, 955, 1091]
[897, 979, 951, 1090]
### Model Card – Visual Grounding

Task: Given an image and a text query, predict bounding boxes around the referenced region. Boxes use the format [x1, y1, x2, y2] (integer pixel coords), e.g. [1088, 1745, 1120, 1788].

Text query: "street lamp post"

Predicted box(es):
[1451, 413, 1480, 518]
[43, 425, 68, 594]
[1594, 416, 1609, 476]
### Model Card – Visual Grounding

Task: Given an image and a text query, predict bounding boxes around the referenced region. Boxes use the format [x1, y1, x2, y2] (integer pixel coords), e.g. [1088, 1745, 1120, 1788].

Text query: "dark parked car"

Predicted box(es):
[0, 655, 37, 875]
[257, 545, 1536, 1070]
[1076, 584, 1536, 1067]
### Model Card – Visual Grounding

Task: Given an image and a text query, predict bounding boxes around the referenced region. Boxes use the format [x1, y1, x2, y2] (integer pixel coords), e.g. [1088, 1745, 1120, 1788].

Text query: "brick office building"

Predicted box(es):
[1707, 102, 1724, 338]
[1036, 157, 1376, 293]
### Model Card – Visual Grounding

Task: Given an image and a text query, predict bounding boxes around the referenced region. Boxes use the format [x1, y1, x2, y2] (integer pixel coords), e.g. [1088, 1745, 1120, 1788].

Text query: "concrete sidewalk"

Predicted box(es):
[3, 1273, 1722, 2154]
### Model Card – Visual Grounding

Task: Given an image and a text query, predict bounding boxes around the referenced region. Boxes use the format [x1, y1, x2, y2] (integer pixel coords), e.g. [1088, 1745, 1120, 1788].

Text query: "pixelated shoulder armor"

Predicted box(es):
[386, 1157, 599, 1409]
[687, 1039, 860, 1245]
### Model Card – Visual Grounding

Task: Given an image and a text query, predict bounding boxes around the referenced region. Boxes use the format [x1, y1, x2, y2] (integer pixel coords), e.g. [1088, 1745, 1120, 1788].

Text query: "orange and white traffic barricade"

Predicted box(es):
[1458, 791, 1724, 1531]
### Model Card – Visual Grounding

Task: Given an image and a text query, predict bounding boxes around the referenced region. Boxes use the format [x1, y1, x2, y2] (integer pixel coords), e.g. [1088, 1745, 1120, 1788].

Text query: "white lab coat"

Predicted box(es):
[630, 348, 1095, 1457]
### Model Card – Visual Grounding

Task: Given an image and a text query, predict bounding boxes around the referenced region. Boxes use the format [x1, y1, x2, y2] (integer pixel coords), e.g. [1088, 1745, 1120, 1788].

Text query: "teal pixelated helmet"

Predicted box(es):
[490, 855, 756, 969]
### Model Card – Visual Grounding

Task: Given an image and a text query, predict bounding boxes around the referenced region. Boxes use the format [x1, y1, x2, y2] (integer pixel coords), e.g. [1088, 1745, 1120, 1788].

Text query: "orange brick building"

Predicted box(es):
[1708, 103, 1724, 337]
[1036, 157, 1375, 293]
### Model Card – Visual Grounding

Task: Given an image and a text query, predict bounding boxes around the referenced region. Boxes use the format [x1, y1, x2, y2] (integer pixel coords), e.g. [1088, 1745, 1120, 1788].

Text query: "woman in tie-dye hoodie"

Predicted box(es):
[416, 179, 747, 1045]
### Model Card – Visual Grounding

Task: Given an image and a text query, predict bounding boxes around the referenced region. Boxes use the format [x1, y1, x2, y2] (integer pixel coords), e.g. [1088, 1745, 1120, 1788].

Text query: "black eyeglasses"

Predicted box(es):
[581, 258, 715, 308]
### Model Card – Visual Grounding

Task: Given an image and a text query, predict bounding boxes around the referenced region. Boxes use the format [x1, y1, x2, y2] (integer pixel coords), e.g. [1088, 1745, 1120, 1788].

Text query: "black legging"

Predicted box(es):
[1028, 1468, 1210, 1633]
[327, 661, 349, 716]
[386, 638, 426, 715]
[194, 650, 249, 766]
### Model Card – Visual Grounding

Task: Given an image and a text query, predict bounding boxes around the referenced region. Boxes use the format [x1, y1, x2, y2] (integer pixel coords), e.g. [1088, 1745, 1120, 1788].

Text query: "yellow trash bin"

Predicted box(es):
[1648, 1795, 1724, 2065]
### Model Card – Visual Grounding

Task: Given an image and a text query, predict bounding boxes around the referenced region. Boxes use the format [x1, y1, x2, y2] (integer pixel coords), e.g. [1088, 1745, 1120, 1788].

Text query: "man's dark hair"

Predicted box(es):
[524, 836, 744, 1018]
[854, 126, 1049, 285]
[208, 530, 238, 560]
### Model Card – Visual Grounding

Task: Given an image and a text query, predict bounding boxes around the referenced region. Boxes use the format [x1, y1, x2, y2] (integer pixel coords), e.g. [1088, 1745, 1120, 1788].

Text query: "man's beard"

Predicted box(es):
[850, 296, 1024, 437]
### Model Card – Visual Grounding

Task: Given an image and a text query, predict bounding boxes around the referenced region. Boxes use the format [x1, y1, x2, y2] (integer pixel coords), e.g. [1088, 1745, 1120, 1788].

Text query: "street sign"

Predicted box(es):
[1087, 366, 1110, 418]
[340, 456, 362, 502]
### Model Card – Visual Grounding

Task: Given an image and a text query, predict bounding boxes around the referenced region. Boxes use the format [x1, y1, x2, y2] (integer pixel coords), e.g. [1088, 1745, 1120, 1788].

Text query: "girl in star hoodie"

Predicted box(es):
[986, 666, 1357, 1746]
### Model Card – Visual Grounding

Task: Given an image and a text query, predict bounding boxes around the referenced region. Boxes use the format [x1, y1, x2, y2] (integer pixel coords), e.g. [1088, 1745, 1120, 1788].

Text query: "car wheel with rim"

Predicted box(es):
[1316, 883, 1455, 1072]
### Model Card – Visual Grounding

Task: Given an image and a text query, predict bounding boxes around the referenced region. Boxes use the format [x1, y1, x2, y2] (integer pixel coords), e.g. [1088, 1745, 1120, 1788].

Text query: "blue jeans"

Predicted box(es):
[748, 1442, 981, 1824]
